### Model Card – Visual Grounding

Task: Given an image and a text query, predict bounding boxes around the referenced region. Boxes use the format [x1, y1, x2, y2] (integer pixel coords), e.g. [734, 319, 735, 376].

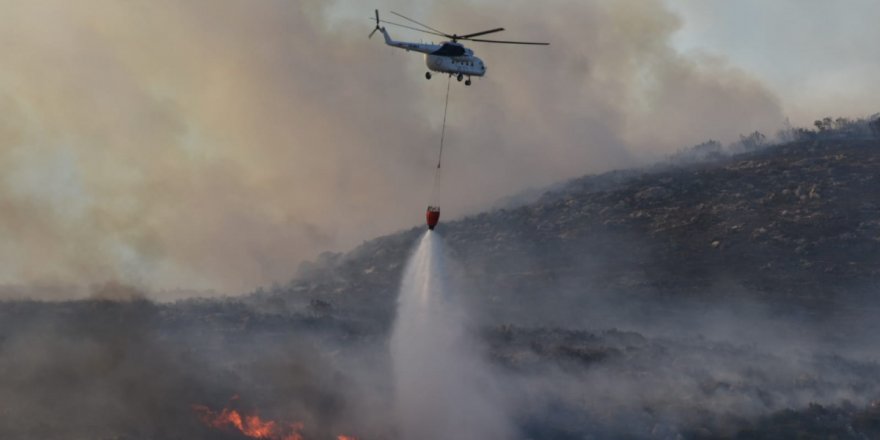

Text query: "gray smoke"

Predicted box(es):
[0, 0, 789, 298]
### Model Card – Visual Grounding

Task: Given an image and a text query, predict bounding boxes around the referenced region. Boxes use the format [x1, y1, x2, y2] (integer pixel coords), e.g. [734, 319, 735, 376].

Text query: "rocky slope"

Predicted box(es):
[261, 137, 880, 326]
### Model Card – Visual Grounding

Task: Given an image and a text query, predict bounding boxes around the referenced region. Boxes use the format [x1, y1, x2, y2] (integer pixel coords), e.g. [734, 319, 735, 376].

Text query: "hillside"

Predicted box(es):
[259, 137, 880, 327]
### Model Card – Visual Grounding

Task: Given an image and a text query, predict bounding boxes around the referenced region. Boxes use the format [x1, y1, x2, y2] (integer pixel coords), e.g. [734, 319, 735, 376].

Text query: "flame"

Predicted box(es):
[192, 397, 357, 440]
[192, 403, 304, 440]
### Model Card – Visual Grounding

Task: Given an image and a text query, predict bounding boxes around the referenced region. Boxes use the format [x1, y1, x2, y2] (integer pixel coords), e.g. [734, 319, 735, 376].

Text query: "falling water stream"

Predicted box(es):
[390, 231, 511, 439]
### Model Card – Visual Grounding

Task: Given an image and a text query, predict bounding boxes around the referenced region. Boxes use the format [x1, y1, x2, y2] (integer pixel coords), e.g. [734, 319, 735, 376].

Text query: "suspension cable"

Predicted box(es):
[429, 76, 452, 207]
[436, 75, 451, 169]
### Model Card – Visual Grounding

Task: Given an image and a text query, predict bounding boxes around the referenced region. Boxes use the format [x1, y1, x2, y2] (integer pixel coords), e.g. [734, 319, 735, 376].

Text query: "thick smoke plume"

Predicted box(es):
[0, 0, 787, 298]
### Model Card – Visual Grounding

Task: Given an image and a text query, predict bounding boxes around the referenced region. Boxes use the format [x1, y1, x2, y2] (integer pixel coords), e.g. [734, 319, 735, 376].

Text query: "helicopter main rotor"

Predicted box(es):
[379, 10, 549, 46]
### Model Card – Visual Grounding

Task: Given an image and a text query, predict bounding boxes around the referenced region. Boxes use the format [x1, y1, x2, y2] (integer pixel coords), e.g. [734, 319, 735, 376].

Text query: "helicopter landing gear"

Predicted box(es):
[456, 73, 464, 82]
[425, 71, 432, 80]
[465, 78, 472, 86]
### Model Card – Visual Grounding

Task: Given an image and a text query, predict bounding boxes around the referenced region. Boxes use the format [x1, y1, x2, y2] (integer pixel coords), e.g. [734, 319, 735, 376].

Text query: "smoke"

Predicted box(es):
[0, 0, 792, 298]
[462, 249, 880, 437]
[390, 232, 511, 439]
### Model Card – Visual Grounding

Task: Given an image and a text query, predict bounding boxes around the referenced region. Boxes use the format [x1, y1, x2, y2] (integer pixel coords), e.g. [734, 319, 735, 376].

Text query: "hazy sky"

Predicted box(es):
[665, 0, 880, 123]
[0, 0, 875, 299]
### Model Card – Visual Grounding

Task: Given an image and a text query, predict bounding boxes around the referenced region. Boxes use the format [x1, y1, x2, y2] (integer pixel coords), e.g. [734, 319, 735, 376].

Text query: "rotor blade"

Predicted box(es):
[376, 19, 447, 37]
[464, 37, 550, 45]
[389, 11, 449, 37]
[369, 27, 378, 39]
[458, 27, 505, 39]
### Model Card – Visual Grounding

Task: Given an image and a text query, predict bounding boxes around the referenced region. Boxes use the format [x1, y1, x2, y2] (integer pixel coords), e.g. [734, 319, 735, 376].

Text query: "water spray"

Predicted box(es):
[390, 232, 511, 439]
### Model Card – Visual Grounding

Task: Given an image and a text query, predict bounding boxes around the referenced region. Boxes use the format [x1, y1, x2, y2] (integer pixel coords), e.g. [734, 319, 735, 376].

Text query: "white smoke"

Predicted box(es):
[390, 231, 511, 439]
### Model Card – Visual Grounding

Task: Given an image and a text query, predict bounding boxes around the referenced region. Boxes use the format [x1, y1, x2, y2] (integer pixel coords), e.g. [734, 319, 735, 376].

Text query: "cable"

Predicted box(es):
[436, 75, 451, 169]
[429, 76, 452, 207]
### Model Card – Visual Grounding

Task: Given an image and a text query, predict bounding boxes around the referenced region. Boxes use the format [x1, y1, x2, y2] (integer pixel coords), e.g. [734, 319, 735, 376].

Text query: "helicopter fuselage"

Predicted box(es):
[425, 53, 485, 77]
[380, 28, 486, 78]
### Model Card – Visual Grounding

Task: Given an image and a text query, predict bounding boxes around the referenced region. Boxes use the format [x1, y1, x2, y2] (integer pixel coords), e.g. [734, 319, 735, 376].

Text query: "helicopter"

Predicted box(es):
[369, 10, 548, 85]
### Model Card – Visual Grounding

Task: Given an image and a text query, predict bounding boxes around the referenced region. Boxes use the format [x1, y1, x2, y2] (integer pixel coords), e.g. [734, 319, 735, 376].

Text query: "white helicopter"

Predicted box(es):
[369, 10, 548, 85]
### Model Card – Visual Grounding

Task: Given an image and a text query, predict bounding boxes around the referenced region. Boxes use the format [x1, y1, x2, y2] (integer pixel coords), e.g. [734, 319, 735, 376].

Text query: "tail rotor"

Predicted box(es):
[369, 9, 382, 39]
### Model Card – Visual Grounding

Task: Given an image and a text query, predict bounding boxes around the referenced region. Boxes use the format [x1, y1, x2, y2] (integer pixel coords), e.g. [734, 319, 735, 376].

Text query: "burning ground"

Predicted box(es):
[0, 298, 373, 439]
[3, 132, 880, 438]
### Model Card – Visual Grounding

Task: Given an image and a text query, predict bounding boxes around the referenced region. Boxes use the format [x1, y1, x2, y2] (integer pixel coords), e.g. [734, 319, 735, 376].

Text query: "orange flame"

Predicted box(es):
[192, 404, 304, 440]
[192, 398, 357, 440]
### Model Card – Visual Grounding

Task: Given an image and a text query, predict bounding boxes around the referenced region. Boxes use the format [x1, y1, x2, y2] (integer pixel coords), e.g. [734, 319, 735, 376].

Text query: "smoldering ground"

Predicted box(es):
[4, 216, 880, 439]
[480, 292, 880, 438]
[2, 275, 879, 438]
[0, 295, 393, 439]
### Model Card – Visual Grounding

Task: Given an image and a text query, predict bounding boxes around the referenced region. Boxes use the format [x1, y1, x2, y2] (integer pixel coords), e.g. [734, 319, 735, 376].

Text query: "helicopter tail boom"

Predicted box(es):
[380, 27, 394, 46]
[380, 30, 440, 54]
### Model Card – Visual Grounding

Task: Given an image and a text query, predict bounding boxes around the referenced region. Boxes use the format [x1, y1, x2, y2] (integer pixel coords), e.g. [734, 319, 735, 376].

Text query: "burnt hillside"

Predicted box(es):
[260, 137, 880, 325]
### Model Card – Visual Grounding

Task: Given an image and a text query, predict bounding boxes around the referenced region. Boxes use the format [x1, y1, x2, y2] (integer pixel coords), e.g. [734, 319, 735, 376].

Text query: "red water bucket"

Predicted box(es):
[426, 206, 440, 230]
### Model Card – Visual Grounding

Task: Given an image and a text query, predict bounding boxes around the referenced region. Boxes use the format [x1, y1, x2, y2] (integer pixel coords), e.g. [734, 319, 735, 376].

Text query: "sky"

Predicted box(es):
[664, 0, 880, 123]
[0, 0, 876, 299]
